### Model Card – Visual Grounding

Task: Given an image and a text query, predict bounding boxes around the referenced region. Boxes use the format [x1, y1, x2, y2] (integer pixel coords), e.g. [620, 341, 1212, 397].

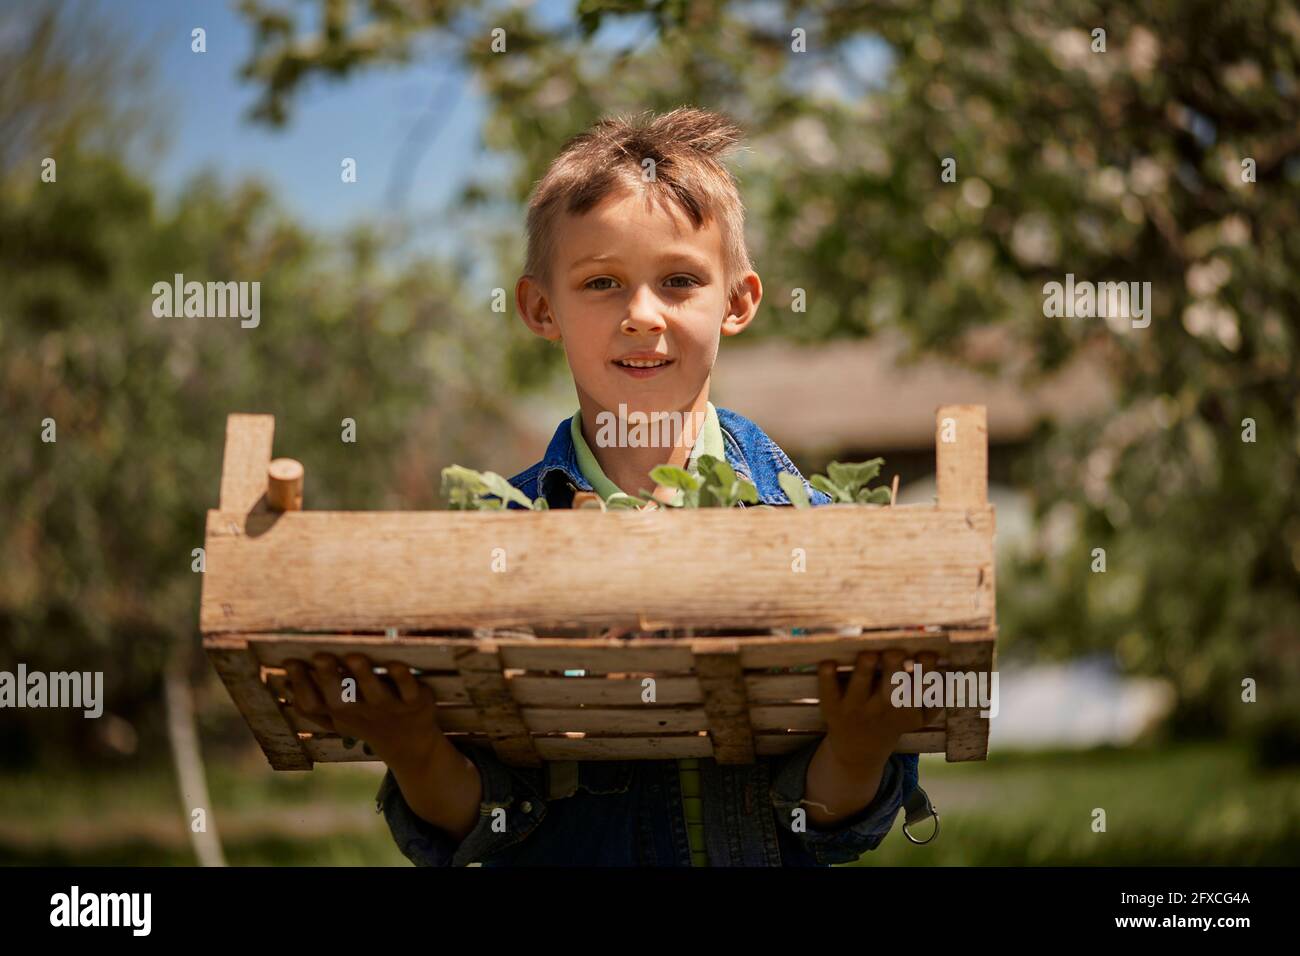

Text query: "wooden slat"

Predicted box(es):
[248, 637, 462, 672]
[510, 674, 700, 706]
[455, 641, 541, 767]
[203, 636, 311, 770]
[277, 697, 942, 736]
[746, 674, 819, 702]
[218, 414, 274, 513]
[755, 730, 946, 756]
[200, 505, 995, 633]
[532, 735, 714, 760]
[279, 703, 481, 735]
[501, 643, 697, 673]
[694, 643, 755, 764]
[944, 629, 997, 761]
[738, 633, 951, 667]
[266, 670, 470, 705]
[936, 404, 988, 508]
[301, 730, 948, 763]
[522, 707, 705, 734]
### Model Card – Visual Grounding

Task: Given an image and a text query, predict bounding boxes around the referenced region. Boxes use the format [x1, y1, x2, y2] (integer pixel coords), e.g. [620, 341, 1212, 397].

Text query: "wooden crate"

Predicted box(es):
[201, 406, 997, 770]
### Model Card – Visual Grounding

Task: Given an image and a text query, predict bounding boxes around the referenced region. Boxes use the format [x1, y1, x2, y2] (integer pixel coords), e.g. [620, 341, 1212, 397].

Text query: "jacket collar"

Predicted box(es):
[534, 409, 755, 506]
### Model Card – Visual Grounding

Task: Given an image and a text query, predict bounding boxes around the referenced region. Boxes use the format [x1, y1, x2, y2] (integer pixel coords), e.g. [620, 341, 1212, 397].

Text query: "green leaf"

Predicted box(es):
[441, 465, 539, 510]
[649, 464, 701, 492]
[733, 479, 759, 505]
[441, 465, 490, 510]
[478, 470, 537, 510]
[809, 473, 850, 503]
[858, 486, 892, 505]
[604, 492, 648, 509]
[826, 459, 884, 496]
[779, 471, 812, 508]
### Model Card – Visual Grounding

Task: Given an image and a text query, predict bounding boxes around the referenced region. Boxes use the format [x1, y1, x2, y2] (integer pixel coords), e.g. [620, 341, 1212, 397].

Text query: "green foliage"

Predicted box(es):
[778, 471, 811, 508]
[781, 460, 892, 507]
[440, 465, 548, 510]
[0, 5, 522, 768]
[231, 0, 1300, 744]
[648, 454, 759, 508]
[810, 458, 893, 505]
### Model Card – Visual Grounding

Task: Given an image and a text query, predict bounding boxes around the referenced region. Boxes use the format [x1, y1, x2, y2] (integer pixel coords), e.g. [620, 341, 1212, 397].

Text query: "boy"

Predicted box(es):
[285, 107, 938, 866]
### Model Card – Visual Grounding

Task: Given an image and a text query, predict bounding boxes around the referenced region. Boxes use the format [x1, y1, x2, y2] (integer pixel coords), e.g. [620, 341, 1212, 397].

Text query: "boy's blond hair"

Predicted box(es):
[524, 107, 753, 294]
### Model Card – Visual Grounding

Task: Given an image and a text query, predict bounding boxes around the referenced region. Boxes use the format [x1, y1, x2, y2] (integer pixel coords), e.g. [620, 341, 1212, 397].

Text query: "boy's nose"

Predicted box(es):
[621, 286, 666, 334]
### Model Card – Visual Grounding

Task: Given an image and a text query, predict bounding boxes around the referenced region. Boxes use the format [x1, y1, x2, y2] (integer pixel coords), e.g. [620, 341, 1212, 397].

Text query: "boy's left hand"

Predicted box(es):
[817, 649, 943, 769]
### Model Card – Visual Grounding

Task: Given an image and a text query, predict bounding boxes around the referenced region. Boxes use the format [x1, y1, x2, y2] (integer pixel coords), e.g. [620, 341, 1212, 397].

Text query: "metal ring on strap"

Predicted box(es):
[901, 786, 940, 845]
[903, 810, 940, 845]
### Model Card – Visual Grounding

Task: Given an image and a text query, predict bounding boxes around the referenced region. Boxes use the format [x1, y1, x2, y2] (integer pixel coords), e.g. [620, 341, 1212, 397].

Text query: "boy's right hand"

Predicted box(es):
[284, 653, 442, 769]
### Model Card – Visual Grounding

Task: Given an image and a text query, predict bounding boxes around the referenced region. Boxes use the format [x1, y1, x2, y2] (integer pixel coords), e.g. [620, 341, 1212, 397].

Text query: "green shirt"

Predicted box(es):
[570, 402, 725, 502]
[569, 401, 722, 866]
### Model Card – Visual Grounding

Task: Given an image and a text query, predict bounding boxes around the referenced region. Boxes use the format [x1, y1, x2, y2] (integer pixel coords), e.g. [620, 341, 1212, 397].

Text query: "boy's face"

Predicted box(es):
[516, 186, 761, 417]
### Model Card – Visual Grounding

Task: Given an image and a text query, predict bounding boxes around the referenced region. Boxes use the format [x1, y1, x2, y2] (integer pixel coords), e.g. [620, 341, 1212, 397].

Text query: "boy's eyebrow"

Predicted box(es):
[566, 250, 716, 273]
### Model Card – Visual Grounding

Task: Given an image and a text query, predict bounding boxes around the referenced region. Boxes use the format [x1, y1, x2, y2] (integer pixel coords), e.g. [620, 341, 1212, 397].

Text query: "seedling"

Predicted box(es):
[440, 456, 890, 510]
[798, 458, 892, 507]
[441, 465, 549, 511]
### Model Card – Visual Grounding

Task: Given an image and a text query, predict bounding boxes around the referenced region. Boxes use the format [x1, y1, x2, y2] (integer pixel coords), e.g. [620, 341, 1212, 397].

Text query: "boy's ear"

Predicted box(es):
[516, 275, 562, 341]
[721, 271, 762, 337]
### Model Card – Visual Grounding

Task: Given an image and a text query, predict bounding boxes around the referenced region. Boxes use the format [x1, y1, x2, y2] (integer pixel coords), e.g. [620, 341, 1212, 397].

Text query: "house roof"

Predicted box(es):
[710, 328, 1116, 453]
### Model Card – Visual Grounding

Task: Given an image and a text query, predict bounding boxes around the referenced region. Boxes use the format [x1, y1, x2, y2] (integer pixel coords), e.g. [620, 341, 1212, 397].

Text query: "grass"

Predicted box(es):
[2, 741, 1297, 865]
[860, 741, 1300, 866]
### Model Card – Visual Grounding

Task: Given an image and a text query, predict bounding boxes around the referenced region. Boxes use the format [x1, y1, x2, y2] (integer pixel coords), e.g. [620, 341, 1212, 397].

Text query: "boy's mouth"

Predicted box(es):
[612, 355, 674, 379]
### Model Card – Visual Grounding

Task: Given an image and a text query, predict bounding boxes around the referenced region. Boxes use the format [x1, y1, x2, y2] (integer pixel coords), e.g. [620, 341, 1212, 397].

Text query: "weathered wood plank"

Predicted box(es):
[300, 729, 948, 762]
[200, 505, 995, 633]
[936, 404, 988, 508]
[203, 636, 311, 770]
[248, 637, 462, 672]
[695, 643, 755, 764]
[265, 670, 470, 705]
[455, 641, 541, 767]
[944, 629, 997, 761]
[510, 674, 700, 707]
[522, 707, 705, 734]
[218, 414, 275, 513]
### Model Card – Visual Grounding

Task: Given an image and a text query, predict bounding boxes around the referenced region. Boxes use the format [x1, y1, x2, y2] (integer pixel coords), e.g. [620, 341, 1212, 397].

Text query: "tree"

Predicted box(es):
[233, 0, 1300, 752]
[0, 3, 520, 770]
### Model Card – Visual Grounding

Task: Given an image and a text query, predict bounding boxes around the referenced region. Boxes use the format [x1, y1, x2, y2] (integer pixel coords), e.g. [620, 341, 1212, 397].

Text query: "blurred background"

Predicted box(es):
[1, 0, 1298, 865]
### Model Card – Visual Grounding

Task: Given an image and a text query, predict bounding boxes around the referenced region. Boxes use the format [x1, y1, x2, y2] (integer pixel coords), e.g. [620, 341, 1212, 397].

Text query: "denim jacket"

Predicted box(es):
[375, 405, 922, 865]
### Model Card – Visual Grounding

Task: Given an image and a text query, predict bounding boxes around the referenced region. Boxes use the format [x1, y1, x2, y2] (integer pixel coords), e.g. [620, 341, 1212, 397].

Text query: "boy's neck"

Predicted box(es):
[576, 386, 712, 499]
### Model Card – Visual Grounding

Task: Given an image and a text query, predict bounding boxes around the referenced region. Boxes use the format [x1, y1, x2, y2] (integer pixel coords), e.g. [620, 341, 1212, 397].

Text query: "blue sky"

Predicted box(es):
[102, 0, 487, 237]
[94, 0, 892, 248]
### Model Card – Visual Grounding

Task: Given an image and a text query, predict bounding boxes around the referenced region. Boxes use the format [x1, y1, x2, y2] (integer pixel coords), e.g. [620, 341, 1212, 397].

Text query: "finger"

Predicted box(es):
[817, 660, 842, 712]
[844, 651, 879, 702]
[387, 662, 425, 705]
[879, 650, 907, 699]
[284, 661, 335, 731]
[285, 660, 328, 716]
[344, 654, 394, 706]
[312, 653, 346, 709]
[905, 654, 945, 726]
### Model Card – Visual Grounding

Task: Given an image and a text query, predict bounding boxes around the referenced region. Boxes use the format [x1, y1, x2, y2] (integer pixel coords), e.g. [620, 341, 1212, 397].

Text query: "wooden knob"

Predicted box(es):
[267, 458, 304, 511]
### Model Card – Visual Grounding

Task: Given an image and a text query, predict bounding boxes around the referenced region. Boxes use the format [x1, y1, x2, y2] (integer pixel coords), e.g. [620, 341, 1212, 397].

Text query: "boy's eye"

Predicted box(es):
[664, 275, 700, 288]
[585, 277, 618, 291]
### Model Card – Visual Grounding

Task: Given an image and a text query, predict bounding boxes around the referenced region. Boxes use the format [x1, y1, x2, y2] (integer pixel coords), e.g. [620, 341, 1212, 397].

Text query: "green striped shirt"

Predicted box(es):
[569, 401, 724, 866]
